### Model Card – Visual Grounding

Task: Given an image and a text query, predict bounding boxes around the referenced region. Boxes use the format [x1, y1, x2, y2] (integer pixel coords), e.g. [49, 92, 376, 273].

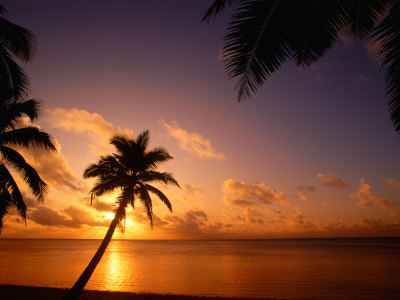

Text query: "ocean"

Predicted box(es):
[0, 238, 399, 299]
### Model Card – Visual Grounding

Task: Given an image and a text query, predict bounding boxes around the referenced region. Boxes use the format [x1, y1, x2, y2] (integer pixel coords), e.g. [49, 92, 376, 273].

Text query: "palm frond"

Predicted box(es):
[138, 170, 180, 187]
[372, 1, 400, 134]
[0, 187, 13, 231]
[224, 0, 292, 101]
[0, 145, 47, 203]
[0, 126, 56, 151]
[137, 183, 153, 228]
[0, 162, 26, 224]
[110, 135, 131, 155]
[0, 5, 7, 15]
[144, 147, 173, 169]
[145, 184, 172, 212]
[285, 0, 346, 67]
[342, 0, 388, 38]
[136, 130, 150, 151]
[0, 48, 30, 101]
[0, 98, 40, 131]
[203, 0, 242, 22]
[0, 15, 36, 62]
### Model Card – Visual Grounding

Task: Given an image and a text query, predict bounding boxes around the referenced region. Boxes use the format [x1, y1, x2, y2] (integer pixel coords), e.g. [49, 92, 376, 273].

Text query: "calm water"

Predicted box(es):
[0, 238, 399, 299]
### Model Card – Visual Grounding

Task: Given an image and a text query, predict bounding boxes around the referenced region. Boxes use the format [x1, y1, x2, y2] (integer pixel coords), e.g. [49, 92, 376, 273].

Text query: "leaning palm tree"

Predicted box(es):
[63, 130, 179, 300]
[203, 0, 400, 135]
[0, 97, 56, 231]
[0, 4, 36, 101]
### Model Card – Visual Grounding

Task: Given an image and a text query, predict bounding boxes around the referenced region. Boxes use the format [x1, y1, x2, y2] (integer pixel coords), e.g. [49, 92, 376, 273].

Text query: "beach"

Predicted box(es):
[0, 285, 259, 300]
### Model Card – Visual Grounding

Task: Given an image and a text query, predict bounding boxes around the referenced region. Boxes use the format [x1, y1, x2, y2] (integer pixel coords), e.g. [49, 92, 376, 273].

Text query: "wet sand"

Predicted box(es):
[0, 285, 263, 300]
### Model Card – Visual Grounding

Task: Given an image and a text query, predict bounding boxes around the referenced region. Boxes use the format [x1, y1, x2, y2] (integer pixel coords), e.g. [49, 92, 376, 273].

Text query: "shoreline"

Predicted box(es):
[0, 285, 264, 300]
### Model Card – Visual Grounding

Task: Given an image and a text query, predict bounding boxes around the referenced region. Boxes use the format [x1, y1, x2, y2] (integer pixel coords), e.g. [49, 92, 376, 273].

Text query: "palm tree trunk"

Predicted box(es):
[62, 216, 119, 300]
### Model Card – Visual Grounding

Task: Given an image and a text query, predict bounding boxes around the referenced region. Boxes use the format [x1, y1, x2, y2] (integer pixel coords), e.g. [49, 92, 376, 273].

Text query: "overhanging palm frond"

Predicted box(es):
[0, 186, 13, 231]
[372, 1, 400, 134]
[0, 162, 26, 226]
[284, 0, 346, 67]
[0, 145, 47, 202]
[0, 98, 40, 131]
[145, 184, 172, 212]
[0, 126, 57, 151]
[0, 15, 36, 62]
[224, 0, 292, 101]
[202, 0, 242, 22]
[0, 5, 7, 15]
[0, 48, 30, 101]
[342, 0, 388, 38]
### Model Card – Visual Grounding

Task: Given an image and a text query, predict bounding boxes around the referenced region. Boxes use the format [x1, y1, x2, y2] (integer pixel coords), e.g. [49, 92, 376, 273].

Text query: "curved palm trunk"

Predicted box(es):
[63, 216, 119, 300]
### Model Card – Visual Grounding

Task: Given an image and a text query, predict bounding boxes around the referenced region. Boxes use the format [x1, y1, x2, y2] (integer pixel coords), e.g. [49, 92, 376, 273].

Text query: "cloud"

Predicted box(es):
[296, 192, 308, 202]
[160, 120, 225, 160]
[354, 74, 369, 83]
[351, 179, 390, 209]
[29, 205, 108, 228]
[222, 179, 287, 207]
[14, 117, 84, 192]
[338, 30, 354, 47]
[81, 196, 114, 212]
[270, 208, 319, 232]
[387, 178, 400, 189]
[227, 199, 257, 207]
[237, 207, 264, 225]
[182, 183, 204, 196]
[45, 108, 134, 155]
[297, 185, 316, 192]
[317, 173, 349, 188]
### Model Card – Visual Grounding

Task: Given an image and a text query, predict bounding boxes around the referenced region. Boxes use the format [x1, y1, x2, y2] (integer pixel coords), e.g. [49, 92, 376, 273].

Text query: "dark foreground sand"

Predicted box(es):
[0, 285, 265, 300]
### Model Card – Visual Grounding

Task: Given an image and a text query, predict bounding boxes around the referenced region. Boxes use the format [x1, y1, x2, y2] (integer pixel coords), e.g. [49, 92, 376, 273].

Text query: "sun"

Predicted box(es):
[104, 212, 115, 220]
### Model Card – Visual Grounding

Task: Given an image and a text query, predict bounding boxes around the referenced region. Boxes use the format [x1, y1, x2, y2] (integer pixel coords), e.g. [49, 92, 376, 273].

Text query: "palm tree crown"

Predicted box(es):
[63, 131, 179, 300]
[0, 97, 56, 231]
[203, 0, 400, 135]
[83, 131, 179, 227]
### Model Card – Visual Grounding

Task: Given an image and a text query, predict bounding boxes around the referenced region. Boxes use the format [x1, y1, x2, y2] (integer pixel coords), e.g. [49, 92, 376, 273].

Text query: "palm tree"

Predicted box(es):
[0, 97, 56, 231]
[63, 131, 179, 300]
[0, 4, 36, 101]
[203, 0, 400, 135]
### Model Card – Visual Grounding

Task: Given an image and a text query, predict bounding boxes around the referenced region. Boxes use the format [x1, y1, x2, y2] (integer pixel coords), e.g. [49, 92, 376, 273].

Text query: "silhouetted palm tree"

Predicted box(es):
[0, 97, 56, 231]
[63, 131, 179, 300]
[0, 4, 36, 101]
[203, 0, 400, 135]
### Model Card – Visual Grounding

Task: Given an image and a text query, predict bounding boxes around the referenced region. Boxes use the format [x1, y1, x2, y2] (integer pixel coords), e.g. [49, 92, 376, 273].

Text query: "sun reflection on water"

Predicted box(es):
[94, 241, 136, 291]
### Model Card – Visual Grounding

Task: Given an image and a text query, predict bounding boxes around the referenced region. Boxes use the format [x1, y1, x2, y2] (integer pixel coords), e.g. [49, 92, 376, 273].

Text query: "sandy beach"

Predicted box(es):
[0, 285, 262, 300]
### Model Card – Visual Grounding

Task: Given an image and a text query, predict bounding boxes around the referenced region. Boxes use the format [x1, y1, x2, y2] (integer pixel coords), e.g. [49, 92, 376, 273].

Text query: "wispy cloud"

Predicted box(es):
[297, 185, 316, 192]
[29, 205, 108, 228]
[222, 179, 287, 207]
[160, 120, 225, 160]
[387, 178, 400, 189]
[317, 173, 349, 188]
[15, 118, 84, 192]
[296, 192, 308, 202]
[45, 108, 134, 153]
[351, 179, 390, 209]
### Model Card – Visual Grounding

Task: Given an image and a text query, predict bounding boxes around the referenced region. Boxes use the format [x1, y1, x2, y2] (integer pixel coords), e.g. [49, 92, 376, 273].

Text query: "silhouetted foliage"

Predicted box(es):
[203, 0, 400, 135]
[0, 4, 36, 101]
[63, 131, 179, 300]
[0, 97, 56, 231]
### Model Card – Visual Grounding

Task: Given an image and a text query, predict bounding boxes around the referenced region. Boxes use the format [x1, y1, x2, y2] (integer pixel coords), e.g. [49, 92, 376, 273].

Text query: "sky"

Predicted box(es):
[1, 0, 400, 239]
